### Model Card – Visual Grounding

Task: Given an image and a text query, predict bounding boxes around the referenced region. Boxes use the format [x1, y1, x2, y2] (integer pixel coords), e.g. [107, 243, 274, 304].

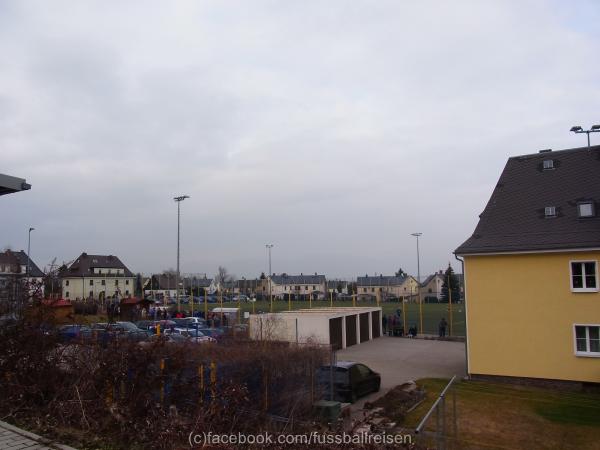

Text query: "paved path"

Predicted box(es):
[336, 336, 467, 409]
[0, 421, 76, 450]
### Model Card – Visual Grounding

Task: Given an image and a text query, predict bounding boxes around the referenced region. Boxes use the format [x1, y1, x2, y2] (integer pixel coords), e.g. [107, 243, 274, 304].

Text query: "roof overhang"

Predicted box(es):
[456, 247, 600, 257]
[0, 173, 31, 196]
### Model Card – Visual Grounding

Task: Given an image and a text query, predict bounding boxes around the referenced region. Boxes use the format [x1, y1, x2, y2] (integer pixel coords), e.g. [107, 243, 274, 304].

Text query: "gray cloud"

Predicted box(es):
[1, 0, 599, 279]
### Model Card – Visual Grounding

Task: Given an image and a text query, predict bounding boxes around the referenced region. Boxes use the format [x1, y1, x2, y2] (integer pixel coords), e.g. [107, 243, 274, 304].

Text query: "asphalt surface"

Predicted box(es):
[336, 335, 467, 409]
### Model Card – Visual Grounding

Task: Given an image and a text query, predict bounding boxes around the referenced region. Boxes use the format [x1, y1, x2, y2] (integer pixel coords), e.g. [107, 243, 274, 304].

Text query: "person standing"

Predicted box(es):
[439, 317, 447, 338]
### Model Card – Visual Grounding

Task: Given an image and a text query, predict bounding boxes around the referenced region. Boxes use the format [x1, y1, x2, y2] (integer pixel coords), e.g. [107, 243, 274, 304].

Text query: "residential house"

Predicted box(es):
[59, 253, 135, 301]
[356, 275, 419, 302]
[0, 250, 44, 302]
[270, 274, 327, 299]
[456, 145, 600, 386]
[327, 280, 350, 295]
[419, 271, 445, 302]
[234, 278, 264, 297]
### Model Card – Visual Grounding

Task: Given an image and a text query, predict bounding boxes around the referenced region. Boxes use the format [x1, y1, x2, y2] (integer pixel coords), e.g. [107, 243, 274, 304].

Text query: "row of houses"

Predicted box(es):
[0, 249, 454, 302]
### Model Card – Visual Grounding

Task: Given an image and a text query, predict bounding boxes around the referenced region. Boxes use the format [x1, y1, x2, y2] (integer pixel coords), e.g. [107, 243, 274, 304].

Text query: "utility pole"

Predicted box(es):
[411, 232, 423, 335]
[26, 227, 35, 297]
[266, 244, 274, 312]
[174, 195, 190, 312]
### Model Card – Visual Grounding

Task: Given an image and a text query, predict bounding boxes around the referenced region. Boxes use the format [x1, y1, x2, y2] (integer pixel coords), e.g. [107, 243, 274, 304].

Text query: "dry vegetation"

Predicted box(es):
[404, 378, 600, 450]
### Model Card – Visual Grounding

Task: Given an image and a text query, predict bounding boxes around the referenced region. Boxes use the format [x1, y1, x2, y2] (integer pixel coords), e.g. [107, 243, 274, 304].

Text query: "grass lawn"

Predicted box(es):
[404, 378, 600, 450]
[183, 300, 466, 336]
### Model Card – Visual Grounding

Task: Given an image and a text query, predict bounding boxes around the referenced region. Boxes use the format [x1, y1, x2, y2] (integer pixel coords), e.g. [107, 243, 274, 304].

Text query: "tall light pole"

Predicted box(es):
[411, 232, 423, 335]
[570, 125, 600, 149]
[26, 227, 34, 291]
[174, 195, 190, 312]
[266, 244, 273, 312]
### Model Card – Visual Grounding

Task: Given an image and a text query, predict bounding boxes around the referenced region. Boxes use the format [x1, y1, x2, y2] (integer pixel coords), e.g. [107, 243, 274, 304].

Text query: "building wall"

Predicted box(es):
[464, 251, 600, 383]
[357, 278, 420, 301]
[62, 276, 135, 300]
[272, 282, 327, 296]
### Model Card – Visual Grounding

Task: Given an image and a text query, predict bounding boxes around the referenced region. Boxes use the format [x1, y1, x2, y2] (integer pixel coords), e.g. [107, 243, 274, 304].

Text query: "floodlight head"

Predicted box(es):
[29, 227, 35, 232]
[570, 126, 583, 132]
[173, 195, 190, 202]
[411, 232, 422, 237]
[591, 125, 600, 131]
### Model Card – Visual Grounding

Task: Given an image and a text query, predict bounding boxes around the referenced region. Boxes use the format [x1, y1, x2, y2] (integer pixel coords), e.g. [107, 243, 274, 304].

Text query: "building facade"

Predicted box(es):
[456, 145, 600, 385]
[270, 274, 327, 299]
[356, 275, 419, 302]
[59, 253, 135, 301]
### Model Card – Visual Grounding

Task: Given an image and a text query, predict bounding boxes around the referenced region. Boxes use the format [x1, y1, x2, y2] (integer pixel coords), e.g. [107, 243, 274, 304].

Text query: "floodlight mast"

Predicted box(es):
[174, 195, 190, 312]
[570, 125, 600, 149]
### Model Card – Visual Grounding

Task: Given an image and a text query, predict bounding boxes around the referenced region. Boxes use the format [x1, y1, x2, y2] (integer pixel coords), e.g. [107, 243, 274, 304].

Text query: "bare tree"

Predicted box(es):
[214, 266, 235, 293]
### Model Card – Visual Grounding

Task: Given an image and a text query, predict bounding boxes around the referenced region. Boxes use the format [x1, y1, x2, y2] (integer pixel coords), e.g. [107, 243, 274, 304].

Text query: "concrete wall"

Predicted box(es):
[249, 307, 382, 349]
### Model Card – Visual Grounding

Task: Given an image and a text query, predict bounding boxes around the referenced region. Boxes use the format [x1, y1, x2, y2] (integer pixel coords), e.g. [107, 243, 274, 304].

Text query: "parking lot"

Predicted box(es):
[336, 336, 467, 407]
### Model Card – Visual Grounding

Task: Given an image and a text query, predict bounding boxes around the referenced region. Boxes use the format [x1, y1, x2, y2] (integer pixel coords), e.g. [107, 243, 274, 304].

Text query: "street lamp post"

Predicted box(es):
[174, 195, 190, 312]
[411, 232, 423, 335]
[570, 125, 600, 149]
[266, 244, 273, 312]
[26, 227, 34, 295]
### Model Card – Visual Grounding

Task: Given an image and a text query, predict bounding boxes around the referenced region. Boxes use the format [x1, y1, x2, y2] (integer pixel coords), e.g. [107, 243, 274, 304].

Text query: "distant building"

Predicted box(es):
[327, 280, 350, 295]
[419, 271, 445, 302]
[456, 145, 600, 386]
[0, 250, 44, 303]
[356, 275, 419, 302]
[270, 274, 327, 299]
[59, 253, 135, 301]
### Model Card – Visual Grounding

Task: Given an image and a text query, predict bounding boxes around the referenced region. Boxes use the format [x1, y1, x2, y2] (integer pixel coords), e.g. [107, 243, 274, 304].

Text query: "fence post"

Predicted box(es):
[210, 361, 217, 401]
[160, 358, 165, 405]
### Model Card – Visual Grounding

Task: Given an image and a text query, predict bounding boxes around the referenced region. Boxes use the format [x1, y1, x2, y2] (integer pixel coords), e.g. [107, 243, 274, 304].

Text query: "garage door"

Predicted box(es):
[359, 313, 369, 343]
[345, 314, 357, 347]
[371, 310, 381, 338]
[329, 317, 343, 350]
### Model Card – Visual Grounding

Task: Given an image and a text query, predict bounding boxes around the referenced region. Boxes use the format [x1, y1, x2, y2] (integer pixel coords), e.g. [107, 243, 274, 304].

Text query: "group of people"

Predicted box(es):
[381, 308, 448, 338]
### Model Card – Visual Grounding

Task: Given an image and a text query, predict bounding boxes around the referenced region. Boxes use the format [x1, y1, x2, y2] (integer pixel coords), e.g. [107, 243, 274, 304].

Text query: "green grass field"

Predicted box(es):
[184, 300, 466, 336]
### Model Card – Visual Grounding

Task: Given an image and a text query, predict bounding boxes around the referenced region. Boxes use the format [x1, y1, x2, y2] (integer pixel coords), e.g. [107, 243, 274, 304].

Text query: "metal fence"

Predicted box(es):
[415, 375, 459, 450]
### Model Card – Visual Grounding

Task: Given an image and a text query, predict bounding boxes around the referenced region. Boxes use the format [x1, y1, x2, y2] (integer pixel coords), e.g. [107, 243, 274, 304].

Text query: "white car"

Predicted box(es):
[164, 328, 215, 342]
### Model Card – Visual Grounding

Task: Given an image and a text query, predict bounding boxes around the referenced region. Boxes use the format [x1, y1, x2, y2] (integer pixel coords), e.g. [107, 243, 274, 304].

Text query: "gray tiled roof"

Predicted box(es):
[456, 145, 600, 254]
[14, 251, 44, 277]
[271, 274, 326, 285]
[357, 275, 407, 286]
[60, 253, 134, 277]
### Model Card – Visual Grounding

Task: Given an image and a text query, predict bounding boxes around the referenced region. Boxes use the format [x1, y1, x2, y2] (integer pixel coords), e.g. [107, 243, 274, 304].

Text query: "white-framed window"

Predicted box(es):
[545, 206, 556, 218]
[570, 261, 598, 292]
[543, 159, 554, 170]
[578, 202, 595, 218]
[574, 325, 600, 357]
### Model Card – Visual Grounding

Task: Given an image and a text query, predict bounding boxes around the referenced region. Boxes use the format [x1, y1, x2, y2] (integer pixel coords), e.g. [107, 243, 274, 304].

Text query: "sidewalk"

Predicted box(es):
[0, 420, 77, 450]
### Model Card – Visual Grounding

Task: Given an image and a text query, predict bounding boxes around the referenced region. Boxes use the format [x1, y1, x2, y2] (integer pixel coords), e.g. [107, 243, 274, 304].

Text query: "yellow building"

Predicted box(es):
[456, 146, 600, 386]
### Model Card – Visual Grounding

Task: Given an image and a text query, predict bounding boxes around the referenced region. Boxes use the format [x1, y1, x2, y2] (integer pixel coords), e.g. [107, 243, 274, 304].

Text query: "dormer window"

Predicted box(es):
[578, 202, 595, 218]
[545, 206, 557, 218]
[543, 160, 554, 170]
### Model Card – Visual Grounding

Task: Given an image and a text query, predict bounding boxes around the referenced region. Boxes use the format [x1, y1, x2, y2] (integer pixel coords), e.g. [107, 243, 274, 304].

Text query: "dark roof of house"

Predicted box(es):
[0, 250, 44, 277]
[14, 251, 44, 277]
[327, 280, 348, 288]
[420, 273, 443, 287]
[456, 145, 600, 255]
[357, 275, 408, 286]
[60, 253, 134, 277]
[271, 274, 326, 285]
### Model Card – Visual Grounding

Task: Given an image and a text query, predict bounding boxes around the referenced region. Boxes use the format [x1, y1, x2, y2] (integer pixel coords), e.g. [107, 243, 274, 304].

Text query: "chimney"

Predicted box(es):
[539, 149, 552, 153]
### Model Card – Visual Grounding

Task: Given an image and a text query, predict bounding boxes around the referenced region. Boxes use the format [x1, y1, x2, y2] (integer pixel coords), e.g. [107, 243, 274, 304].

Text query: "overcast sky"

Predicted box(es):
[2, 1, 599, 280]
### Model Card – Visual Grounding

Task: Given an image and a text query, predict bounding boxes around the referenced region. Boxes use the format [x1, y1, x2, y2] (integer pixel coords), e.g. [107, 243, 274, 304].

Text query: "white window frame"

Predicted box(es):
[573, 324, 600, 357]
[569, 260, 599, 292]
[544, 206, 556, 218]
[577, 202, 595, 218]
[543, 159, 554, 170]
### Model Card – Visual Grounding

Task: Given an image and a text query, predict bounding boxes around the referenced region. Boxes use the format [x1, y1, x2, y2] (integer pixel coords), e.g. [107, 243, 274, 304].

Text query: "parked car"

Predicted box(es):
[172, 317, 206, 329]
[232, 295, 250, 302]
[93, 321, 140, 333]
[164, 328, 216, 342]
[196, 328, 225, 341]
[58, 324, 92, 342]
[318, 361, 380, 403]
